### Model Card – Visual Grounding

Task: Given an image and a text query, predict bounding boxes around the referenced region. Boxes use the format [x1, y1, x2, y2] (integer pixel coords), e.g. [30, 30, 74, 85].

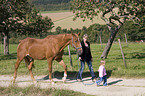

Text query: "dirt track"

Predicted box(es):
[0, 75, 145, 96]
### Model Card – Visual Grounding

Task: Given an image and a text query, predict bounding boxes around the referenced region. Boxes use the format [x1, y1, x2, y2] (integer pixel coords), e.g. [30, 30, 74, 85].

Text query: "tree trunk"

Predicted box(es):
[101, 24, 123, 59]
[3, 32, 9, 55]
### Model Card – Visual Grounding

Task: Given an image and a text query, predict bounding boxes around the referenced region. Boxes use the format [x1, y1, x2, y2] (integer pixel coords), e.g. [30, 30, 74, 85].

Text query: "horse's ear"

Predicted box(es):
[62, 34, 66, 40]
[78, 32, 80, 36]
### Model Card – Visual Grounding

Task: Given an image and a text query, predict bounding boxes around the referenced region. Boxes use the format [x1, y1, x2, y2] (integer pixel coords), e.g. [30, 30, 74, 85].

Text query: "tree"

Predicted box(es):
[71, 0, 145, 59]
[0, 0, 53, 55]
[56, 26, 62, 34]
[0, 0, 32, 55]
[121, 19, 145, 41]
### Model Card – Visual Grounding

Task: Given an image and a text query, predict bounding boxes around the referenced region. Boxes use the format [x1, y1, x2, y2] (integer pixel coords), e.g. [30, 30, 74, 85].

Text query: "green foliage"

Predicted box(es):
[71, 0, 145, 40]
[0, 0, 54, 55]
[71, 0, 145, 59]
[33, 3, 70, 11]
[0, 0, 54, 37]
[55, 24, 110, 43]
[31, 0, 71, 4]
[55, 24, 109, 43]
[0, 0, 32, 34]
[71, 0, 145, 23]
[30, 0, 71, 11]
[5, 18, 145, 44]
[118, 20, 145, 41]
[7, 19, 145, 44]
[87, 24, 110, 43]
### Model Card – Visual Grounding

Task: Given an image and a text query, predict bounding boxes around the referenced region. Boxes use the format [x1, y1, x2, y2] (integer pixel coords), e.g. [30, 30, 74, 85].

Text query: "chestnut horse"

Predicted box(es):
[13, 33, 82, 83]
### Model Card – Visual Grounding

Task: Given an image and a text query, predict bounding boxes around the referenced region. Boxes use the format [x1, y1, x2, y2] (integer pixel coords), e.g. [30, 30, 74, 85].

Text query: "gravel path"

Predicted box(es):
[0, 75, 145, 96]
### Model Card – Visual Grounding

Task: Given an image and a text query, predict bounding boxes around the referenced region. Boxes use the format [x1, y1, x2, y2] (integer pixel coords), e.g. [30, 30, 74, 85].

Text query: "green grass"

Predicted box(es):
[0, 85, 92, 96]
[0, 42, 145, 78]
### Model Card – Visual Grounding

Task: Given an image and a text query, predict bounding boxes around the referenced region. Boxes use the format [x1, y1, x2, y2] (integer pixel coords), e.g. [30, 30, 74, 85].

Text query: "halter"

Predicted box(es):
[71, 36, 82, 50]
[59, 35, 82, 52]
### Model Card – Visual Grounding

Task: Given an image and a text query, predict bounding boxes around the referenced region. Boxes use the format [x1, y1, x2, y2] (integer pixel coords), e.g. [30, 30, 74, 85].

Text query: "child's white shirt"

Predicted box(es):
[98, 65, 107, 77]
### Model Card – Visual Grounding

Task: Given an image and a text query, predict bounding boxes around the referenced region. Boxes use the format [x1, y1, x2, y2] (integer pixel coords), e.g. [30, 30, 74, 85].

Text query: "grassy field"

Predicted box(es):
[0, 42, 145, 95]
[0, 85, 93, 96]
[0, 42, 145, 79]
[40, 10, 106, 31]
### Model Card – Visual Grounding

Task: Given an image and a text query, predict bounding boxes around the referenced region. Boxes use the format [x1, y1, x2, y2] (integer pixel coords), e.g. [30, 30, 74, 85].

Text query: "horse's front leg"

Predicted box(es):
[56, 59, 67, 82]
[47, 58, 54, 84]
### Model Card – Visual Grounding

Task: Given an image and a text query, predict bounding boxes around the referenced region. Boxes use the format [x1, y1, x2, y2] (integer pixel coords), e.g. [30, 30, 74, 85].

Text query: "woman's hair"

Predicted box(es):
[100, 60, 105, 65]
[83, 34, 88, 39]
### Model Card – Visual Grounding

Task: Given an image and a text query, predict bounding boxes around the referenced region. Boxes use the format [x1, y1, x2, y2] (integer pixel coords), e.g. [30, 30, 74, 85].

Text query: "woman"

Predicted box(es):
[77, 34, 96, 82]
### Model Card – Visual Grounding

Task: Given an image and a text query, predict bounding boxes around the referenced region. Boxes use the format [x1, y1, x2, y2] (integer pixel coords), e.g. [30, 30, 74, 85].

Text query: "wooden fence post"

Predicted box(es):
[99, 35, 103, 49]
[99, 31, 103, 49]
[1, 41, 3, 54]
[118, 39, 127, 68]
[68, 45, 73, 69]
[124, 34, 128, 47]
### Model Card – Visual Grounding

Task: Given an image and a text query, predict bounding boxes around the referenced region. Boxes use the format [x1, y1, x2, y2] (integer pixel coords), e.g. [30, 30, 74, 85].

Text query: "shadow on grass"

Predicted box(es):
[0, 53, 17, 60]
[108, 80, 123, 85]
[131, 52, 145, 59]
[37, 70, 112, 81]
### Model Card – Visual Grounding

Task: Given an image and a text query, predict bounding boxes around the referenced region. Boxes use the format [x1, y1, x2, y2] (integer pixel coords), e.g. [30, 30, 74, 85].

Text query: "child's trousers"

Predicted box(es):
[96, 75, 107, 86]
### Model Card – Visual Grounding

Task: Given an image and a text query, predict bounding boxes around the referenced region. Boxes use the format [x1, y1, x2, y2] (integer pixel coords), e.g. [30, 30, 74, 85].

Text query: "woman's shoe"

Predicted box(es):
[92, 77, 97, 82]
[76, 79, 82, 82]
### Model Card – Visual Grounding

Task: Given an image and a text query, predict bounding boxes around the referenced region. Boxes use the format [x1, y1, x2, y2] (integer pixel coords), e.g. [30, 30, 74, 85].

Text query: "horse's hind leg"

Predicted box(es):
[13, 59, 22, 83]
[24, 57, 36, 82]
[56, 59, 67, 82]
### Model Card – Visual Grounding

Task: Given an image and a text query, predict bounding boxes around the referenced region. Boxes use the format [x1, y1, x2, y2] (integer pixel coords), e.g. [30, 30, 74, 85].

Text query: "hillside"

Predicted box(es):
[29, 0, 106, 31]
[41, 11, 106, 31]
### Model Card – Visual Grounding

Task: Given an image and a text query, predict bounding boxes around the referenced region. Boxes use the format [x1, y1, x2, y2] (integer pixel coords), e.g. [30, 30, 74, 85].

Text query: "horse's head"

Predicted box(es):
[70, 33, 83, 55]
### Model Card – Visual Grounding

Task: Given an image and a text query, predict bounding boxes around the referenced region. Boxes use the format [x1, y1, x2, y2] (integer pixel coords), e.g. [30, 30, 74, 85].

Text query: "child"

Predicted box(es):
[96, 60, 107, 86]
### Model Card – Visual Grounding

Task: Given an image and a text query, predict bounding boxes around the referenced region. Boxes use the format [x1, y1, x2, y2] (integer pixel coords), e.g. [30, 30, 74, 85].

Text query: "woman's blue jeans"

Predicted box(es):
[77, 60, 96, 80]
[96, 75, 107, 86]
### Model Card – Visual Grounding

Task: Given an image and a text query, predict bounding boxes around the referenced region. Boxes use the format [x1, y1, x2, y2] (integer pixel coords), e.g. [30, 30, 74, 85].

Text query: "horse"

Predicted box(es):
[13, 33, 83, 83]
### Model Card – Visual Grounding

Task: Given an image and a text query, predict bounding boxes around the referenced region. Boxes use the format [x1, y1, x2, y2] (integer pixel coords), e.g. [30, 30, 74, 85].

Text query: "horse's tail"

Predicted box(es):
[24, 55, 35, 68]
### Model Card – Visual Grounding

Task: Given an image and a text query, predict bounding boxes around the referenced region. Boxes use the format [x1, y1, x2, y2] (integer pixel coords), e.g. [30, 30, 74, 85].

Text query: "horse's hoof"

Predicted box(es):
[50, 80, 55, 84]
[11, 80, 15, 85]
[12, 79, 16, 84]
[63, 80, 66, 83]
[33, 80, 37, 84]
[51, 82, 55, 85]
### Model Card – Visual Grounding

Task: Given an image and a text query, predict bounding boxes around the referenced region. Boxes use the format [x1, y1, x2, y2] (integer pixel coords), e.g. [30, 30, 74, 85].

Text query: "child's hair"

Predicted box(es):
[100, 60, 105, 65]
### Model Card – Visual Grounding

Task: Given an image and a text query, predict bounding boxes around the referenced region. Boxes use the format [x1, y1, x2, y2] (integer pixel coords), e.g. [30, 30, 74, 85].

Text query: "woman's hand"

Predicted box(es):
[79, 57, 82, 60]
[91, 58, 93, 62]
